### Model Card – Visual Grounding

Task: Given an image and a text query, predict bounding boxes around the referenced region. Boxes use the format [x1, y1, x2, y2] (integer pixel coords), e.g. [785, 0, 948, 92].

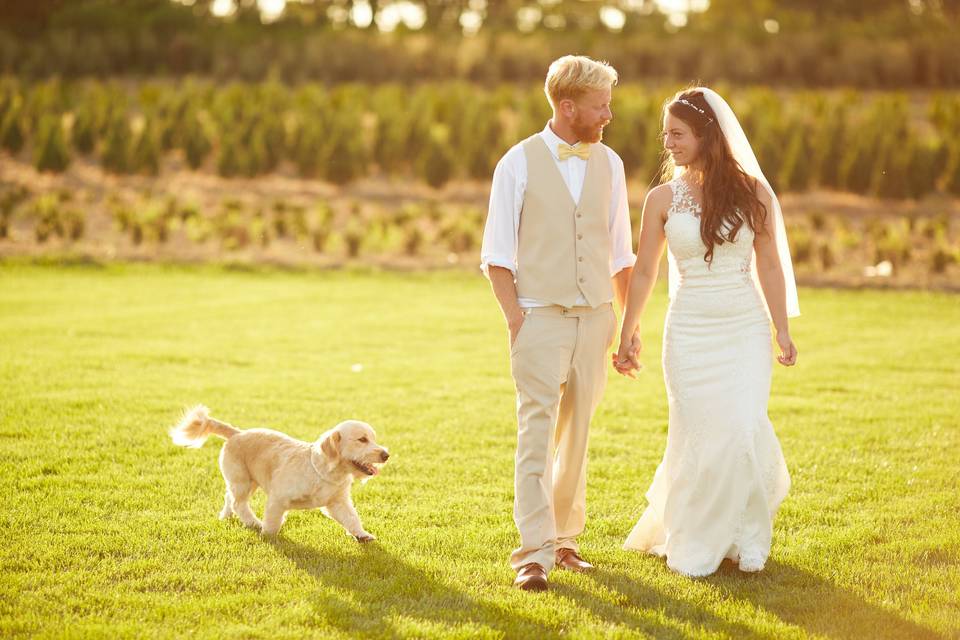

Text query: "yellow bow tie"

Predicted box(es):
[558, 143, 591, 161]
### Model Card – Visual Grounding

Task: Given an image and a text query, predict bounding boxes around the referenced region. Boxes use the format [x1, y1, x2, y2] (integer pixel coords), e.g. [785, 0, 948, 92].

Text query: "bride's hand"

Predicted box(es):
[612, 331, 642, 377]
[776, 331, 797, 366]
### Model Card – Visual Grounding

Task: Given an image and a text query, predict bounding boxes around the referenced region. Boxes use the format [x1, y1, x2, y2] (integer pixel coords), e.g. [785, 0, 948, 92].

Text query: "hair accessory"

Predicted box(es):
[676, 98, 714, 124]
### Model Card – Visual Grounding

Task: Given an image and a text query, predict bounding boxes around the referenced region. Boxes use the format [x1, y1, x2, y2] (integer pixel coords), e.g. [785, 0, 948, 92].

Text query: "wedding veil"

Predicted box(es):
[666, 87, 801, 318]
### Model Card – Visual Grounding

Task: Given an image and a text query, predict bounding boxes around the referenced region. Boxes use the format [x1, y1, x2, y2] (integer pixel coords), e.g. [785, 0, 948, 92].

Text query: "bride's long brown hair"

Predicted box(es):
[659, 89, 768, 265]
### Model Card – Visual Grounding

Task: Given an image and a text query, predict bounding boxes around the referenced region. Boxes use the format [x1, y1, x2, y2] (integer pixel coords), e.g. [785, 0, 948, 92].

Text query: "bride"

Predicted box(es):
[614, 87, 800, 577]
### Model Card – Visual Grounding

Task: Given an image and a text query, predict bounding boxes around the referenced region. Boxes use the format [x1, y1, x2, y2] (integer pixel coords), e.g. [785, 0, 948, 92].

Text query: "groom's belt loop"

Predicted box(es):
[524, 302, 611, 318]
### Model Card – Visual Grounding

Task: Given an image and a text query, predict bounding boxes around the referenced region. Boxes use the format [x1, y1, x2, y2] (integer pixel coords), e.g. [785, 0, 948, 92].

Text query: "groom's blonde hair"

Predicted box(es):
[544, 55, 618, 110]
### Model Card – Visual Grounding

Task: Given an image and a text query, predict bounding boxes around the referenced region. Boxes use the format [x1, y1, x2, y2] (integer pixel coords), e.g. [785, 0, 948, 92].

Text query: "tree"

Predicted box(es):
[182, 110, 212, 170]
[944, 143, 960, 195]
[0, 97, 25, 154]
[70, 101, 98, 154]
[131, 117, 161, 175]
[0, 0, 64, 32]
[422, 0, 468, 31]
[419, 124, 454, 188]
[101, 114, 130, 173]
[217, 132, 242, 177]
[778, 128, 813, 193]
[34, 114, 71, 172]
[323, 113, 367, 185]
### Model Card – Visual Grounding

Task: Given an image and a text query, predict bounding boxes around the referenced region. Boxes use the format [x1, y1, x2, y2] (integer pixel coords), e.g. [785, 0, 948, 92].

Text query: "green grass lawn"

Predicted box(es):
[1, 263, 958, 639]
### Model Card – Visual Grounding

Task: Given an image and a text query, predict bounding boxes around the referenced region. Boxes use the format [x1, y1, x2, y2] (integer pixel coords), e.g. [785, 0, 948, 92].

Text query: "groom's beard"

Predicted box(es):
[571, 115, 608, 144]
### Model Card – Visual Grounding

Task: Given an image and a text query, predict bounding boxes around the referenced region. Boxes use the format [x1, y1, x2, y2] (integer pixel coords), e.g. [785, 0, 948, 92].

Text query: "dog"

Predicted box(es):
[170, 405, 389, 540]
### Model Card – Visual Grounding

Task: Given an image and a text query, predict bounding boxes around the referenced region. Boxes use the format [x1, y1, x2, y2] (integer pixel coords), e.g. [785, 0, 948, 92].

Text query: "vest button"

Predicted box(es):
[579, 277, 585, 283]
[577, 233, 583, 240]
[578, 256, 583, 262]
[576, 213, 582, 218]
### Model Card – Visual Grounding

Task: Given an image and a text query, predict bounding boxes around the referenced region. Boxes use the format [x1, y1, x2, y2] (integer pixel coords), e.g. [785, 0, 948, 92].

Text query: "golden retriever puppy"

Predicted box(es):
[170, 405, 389, 540]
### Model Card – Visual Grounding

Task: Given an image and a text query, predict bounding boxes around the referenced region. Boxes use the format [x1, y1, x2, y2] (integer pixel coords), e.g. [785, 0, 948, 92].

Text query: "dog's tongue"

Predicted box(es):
[370, 465, 380, 476]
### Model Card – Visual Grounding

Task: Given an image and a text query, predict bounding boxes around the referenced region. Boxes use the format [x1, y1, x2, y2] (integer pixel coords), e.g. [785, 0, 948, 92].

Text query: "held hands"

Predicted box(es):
[612, 329, 643, 378]
[776, 330, 798, 366]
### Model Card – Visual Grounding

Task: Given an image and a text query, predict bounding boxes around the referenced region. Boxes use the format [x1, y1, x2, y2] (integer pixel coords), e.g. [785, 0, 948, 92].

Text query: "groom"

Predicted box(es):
[480, 55, 635, 591]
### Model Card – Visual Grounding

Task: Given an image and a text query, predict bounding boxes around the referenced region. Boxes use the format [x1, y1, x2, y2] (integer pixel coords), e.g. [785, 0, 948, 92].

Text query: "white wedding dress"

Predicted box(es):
[623, 177, 791, 576]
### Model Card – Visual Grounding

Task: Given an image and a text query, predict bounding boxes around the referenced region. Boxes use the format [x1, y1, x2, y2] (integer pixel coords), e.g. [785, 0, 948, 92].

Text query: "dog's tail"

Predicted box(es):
[169, 405, 240, 448]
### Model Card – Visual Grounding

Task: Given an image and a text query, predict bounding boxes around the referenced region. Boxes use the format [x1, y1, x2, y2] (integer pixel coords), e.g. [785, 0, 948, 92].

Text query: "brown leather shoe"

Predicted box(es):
[513, 563, 548, 591]
[556, 548, 594, 573]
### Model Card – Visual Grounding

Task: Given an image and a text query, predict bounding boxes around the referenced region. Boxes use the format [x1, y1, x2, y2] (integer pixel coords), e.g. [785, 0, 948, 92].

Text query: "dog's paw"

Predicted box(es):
[354, 532, 376, 543]
[260, 525, 281, 538]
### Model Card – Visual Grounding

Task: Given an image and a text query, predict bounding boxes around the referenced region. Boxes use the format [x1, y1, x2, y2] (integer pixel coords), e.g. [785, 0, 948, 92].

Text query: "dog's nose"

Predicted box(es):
[380, 450, 390, 462]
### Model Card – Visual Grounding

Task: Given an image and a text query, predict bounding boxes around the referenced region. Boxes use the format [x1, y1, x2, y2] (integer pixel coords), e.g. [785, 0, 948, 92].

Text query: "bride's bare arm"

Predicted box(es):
[614, 185, 670, 375]
[753, 186, 798, 366]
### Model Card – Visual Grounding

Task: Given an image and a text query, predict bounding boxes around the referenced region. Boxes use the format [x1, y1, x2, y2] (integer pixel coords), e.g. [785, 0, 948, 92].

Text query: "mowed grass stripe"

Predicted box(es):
[1, 264, 957, 639]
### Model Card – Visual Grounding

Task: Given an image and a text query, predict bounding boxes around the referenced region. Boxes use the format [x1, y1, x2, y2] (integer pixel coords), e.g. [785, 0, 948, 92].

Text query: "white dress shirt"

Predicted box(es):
[480, 122, 636, 308]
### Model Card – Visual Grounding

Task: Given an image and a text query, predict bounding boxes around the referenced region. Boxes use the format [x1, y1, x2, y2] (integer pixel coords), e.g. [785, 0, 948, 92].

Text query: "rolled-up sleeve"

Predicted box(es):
[480, 147, 524, 277]
[607, 148, 636, 276]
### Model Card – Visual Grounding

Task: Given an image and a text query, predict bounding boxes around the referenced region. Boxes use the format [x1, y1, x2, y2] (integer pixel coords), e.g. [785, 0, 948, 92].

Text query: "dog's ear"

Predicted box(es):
[319, 430, 341, 460]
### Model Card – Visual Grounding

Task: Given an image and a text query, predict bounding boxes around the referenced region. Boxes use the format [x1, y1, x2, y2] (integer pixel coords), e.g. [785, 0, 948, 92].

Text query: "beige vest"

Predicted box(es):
[515, 135, 613, 308]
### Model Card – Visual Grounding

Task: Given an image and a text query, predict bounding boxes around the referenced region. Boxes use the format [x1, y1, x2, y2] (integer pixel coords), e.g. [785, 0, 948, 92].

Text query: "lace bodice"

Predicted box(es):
[665, 178, 755, 282]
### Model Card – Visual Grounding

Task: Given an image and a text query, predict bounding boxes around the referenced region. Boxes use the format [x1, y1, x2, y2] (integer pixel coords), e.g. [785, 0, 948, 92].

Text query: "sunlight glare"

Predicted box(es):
[460, 9, 483, 35]
[599, 6, 626, 31]
[375, 1, 426, 31]
[351, 0, 374, 28]
[258, 0, 286, 23]
[211, 0, 237, 18]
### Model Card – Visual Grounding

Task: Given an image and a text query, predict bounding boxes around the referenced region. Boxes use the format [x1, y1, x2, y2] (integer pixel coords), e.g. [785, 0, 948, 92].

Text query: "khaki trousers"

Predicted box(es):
[509, 302, 617, 572]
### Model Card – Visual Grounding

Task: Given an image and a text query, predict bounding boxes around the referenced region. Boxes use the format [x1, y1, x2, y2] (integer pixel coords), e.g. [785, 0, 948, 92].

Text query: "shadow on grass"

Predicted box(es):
[570, 557, 945, 640]
[268, 537, 550, 638]
[553, 568, 772, 640]
[268, 537, 771, 639]
[266, 537, 947, 639]
[707, 558, 947, 640]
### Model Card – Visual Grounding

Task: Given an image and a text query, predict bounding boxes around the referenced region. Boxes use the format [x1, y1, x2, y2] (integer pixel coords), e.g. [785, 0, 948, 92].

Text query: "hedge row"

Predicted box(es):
[3, 78, 960, 198]
[3, 27, 960, 89]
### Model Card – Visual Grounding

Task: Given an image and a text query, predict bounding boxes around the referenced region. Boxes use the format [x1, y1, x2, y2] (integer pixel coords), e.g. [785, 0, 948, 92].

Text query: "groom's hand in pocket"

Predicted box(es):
[508, 311, 525, 348]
